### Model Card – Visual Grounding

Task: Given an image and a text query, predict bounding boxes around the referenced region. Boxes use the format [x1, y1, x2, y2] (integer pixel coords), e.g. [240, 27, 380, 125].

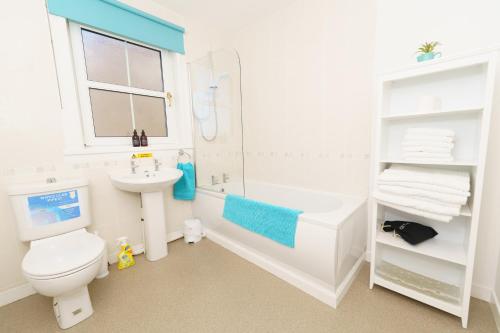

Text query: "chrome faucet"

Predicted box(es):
[154, 158, 162, 171]
[211, 175, 220, 185]
[222, 173, 230, 183]
[131, 159, 139, 174]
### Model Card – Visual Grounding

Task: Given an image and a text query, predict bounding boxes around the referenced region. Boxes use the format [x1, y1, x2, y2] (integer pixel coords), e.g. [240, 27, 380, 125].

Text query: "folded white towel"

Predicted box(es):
[402, 154, 453, 163]
[378, 185, 468, 205]
[404, 134, 454, 143]
[402, 146, 452, 154]
[373, 190, 462, 216]
[406, 128, 455, 138]
[402, 140, 455, 149]
[375, 199, 452, 223]
[377, 180, 470, 197]
[389, 164, 467, 177]
[403, 152, 453, 161]
[403, 151, 451, 156]
[379, 165, 470, 192]
[404, 158, 456, 164]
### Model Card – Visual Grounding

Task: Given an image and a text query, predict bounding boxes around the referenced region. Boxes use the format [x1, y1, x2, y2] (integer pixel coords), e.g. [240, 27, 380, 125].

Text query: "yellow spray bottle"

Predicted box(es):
[117, 237, 135, 270]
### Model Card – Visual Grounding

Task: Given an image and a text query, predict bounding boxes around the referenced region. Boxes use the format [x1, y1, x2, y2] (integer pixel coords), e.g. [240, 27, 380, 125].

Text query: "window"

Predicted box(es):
[70, 25, 173, 146]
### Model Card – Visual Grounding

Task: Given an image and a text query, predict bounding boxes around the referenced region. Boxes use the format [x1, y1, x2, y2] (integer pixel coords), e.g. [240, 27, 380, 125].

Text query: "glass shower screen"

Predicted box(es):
[188, 49, 244, 195]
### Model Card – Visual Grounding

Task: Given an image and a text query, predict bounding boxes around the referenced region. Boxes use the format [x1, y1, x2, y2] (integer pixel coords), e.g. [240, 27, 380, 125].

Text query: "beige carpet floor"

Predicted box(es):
[0, 239, 497, 333]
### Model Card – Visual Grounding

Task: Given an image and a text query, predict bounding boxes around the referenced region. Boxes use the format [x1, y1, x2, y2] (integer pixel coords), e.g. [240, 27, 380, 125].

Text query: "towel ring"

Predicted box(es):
[177, 149, 192, 163]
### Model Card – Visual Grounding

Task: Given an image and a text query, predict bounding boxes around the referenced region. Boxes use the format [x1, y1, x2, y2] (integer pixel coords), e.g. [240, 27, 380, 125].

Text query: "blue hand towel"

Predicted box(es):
[173, 162, 196, 201]
[223, 194, 303, 248]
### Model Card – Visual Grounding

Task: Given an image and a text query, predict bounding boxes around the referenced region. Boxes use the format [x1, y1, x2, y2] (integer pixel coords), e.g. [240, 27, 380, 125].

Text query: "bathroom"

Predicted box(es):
[1, 0, 500, 331]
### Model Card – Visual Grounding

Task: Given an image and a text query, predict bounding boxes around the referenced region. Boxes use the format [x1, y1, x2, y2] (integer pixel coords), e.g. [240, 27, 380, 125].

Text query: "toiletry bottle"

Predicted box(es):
[140, 130, 148, 147]
[116, 237, 135, 270]
[132, 129, 140, 147]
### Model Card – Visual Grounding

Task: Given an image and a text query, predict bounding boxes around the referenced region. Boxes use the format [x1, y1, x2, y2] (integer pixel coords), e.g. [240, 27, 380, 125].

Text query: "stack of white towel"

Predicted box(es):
[374, 165, 470, 222]
[402, 128, 455, 162]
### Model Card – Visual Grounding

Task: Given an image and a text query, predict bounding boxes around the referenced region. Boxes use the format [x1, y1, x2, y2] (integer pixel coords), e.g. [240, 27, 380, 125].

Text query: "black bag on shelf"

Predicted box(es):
[382, 220, 438, 245]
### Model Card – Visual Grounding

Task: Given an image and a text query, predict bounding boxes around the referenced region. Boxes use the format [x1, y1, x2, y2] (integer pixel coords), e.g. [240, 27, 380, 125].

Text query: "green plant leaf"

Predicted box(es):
[416, 41, 440, 54]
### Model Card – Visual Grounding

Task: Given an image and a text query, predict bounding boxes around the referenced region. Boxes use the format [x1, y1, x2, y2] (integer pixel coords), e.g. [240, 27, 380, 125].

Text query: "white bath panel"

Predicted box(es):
[205, 228, 365, 308]
[193, 182, 367, 308]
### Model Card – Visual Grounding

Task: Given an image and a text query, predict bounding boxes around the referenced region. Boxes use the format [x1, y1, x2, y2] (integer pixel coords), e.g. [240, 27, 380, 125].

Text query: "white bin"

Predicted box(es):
[183, 219, 204, 244]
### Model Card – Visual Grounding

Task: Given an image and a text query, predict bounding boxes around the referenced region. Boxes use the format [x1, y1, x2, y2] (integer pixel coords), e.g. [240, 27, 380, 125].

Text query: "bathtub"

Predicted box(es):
[193, 181, 367, 307]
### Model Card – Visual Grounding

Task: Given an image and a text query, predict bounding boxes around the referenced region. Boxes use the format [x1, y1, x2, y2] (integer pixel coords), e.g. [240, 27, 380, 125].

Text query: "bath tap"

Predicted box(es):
[131, 159, 139, 174]
[222, 173, 230, 183]
[154, 158, 162, 171]
[211, 175, 220, 185]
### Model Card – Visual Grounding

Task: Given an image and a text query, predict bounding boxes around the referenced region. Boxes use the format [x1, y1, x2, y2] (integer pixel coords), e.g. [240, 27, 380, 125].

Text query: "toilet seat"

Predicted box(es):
[22, 229, 105, 280]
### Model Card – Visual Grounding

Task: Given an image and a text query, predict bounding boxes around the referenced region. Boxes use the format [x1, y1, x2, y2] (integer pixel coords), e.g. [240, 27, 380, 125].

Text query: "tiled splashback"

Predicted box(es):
[245, 151, 370, 195]
[194, 149, 370, 195]
[195, 150, 243, 188]
[0, 152, 187, 179]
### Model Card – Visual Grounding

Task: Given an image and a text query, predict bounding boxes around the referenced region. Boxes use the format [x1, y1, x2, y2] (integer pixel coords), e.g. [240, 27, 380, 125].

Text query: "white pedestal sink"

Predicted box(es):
[109, 168, 183, 261]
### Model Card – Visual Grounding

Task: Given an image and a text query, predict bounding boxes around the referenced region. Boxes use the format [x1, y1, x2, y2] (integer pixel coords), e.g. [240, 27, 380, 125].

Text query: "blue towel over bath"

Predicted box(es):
[223, 194, 303, 248]
[173, 162, 196, 201]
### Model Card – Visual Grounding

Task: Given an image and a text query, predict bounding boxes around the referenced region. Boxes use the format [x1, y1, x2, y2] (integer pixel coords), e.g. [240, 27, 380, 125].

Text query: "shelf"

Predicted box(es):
[379, 159, 477, 167]
[375, 199, 472, 218]
[381, 107, 483, 121]
[373, 274, 462, 317]
[376, 231, 467, 265]
[371, 54, 495, 326]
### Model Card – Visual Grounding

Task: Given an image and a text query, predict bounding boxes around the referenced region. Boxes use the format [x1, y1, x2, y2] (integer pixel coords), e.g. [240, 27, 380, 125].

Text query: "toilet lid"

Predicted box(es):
[22, 229, 105, 278]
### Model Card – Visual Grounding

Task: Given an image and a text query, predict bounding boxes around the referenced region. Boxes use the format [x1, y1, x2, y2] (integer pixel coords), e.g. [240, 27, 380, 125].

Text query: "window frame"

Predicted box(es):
[69, 23, 176, 147]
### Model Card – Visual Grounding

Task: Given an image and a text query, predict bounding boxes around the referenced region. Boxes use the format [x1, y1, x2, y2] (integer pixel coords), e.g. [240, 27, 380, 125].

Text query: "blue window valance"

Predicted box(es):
[47, 0, 185, 54]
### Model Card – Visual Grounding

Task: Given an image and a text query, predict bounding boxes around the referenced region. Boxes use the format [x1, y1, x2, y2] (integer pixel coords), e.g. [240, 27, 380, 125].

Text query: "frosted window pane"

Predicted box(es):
[89, 89, 132, 137]
[128, 43, 164, 91]
[82, 30, 128, 86]
[133, 95, 167, 137]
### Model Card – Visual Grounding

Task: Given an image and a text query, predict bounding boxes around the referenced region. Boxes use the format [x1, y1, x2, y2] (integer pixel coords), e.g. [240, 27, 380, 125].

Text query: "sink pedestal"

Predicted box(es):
[141, 192, 168, 261]
[108, 166, 183, 262]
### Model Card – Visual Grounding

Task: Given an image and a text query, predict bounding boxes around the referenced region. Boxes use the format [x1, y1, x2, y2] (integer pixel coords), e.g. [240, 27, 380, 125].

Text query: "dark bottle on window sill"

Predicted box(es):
[132, 129, 140, 147]
[140, 130, 148, 147]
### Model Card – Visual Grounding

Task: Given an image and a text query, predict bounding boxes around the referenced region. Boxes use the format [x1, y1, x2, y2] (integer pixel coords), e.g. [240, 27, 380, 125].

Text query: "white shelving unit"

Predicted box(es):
[369, 52, 498, 328]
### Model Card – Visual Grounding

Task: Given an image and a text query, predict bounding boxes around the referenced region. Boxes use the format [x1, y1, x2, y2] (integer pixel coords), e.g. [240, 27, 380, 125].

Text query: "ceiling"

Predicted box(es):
[153, 0, 296, 32]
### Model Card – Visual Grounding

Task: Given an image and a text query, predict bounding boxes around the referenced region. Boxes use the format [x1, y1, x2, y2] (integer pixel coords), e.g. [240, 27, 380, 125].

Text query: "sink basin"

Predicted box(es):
[108, 167, 183, 262]
[109, 168, 183, 193]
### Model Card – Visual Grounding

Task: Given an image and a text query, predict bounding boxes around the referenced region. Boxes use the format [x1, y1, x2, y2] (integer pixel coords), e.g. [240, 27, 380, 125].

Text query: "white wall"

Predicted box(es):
[228, 0, 377, 196]
[0, 0, 193, 296]
[374, 0, 500, 301]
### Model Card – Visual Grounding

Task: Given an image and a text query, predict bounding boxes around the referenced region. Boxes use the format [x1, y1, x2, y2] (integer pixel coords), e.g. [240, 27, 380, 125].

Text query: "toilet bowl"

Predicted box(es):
[22, 228, 105, 329]
[8, 178, 107, 329]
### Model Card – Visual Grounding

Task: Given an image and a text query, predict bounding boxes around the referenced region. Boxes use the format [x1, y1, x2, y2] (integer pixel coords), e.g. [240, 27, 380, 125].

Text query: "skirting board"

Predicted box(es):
[472, 283, 493, 302]
[0, 283, 36, 307]
[205, 228, 365, 308]
[491, 292, 500, 333]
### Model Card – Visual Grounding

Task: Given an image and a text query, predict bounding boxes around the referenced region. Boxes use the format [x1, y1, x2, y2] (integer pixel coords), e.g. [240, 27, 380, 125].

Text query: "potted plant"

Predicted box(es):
[416, 41, 442, 62]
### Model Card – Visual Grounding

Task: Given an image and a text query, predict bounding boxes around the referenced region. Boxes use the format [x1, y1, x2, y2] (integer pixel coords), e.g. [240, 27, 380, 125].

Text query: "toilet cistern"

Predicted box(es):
[109, 165, 182, 261]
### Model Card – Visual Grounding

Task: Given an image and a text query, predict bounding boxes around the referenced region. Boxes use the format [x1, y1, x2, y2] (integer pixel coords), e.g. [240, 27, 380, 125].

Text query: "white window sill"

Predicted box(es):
[64, 144, 193, 156]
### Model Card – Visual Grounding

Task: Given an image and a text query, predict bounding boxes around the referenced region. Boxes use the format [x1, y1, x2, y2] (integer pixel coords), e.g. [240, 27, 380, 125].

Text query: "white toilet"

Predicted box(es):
[8, 178, 106, 329]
